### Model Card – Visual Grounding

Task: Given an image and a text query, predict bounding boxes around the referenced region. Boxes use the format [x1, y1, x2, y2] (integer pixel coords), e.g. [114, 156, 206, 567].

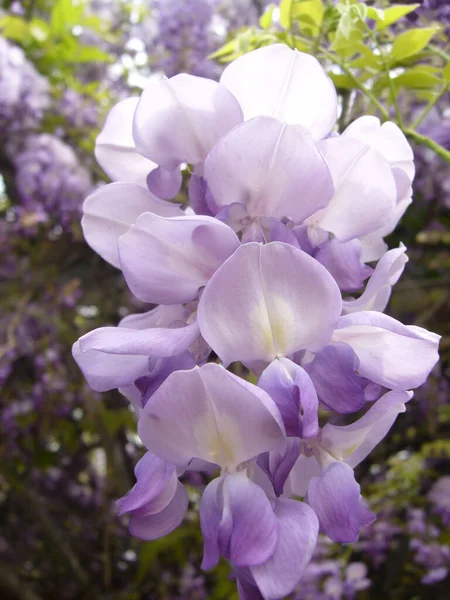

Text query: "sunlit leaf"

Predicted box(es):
[279, 0, 294, 30]
[0, 16, 30, 43]
[390, 27, 439, 62]
[368, 4, 420, 30]
[259, 4, 275, 30]
[293, 0, 324, 36]
[392, 66, 442, 89]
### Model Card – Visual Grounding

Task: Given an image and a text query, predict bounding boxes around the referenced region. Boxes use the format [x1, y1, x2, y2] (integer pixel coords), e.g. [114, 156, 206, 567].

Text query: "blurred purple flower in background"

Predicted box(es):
[12, 134, 92, 226]
[0, 35, 49, 135]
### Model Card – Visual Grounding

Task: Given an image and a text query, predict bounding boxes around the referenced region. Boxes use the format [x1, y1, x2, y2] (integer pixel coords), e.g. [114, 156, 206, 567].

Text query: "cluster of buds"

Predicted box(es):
[73, 45, 440, 600]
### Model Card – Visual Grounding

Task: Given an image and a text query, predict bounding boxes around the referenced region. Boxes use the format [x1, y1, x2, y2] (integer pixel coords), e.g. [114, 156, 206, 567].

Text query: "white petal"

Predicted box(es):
[95, 97, 156, 185]
[316, 137, 397, 242]
[82, 182, 182, 267]
[220, 44, 337, 140]
[133, 74, 243, 170]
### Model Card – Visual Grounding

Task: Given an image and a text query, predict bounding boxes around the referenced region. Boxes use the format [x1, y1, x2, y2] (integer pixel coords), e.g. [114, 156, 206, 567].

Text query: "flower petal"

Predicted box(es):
[133, 74, 243, 170]
[250, 499, 319, 600]
[343, 116, 414, 182]
[314, 237, 372, 292]
[321, 390, 413, 468]
[307, 462, 375, 543]
[116, 451, 175, 516]
[128, 480, 188, 540]
[203, 117, 333, 221]
[119, 213, 240, 304]
[72, 340, 149, 393]
[82, 182, 182, 267]
[146, 166, 182, 200]
[258, 358, 319, 439]
[72, 305, 193, 393]
[306, 343, 366, 414]
[138, 363, 286, 470]
[200, 474, 278, 569]
[316, 137, 397, 242]
[220, 44, 337, 140]
[95, 97, 156, 185]
[288, 454, 321, 498]
[198, 242, 342, 367]
[77, 320, 199, 357]
[332, 312, 440, 389]
[342, 243, 408, 313]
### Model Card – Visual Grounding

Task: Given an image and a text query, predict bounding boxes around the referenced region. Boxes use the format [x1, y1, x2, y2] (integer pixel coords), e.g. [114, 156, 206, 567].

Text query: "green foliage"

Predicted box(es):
[0, 0, 112, 77]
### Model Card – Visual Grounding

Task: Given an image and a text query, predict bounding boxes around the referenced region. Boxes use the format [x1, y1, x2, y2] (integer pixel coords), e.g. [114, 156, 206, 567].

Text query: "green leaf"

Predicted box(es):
[293, 0, 324, 33]
[368, 4, 420, 30]
[349, 43, 382, 69]
[29, 19, 50, 43]
[279, 0, 294, 30]
[443, 61, 450, 82]
[392, 66, 442, 89]
[51, 0, 84, 35]
[259, 4, 275, 30]
[330, 5, 365, 55]
[209, 39, 238, 60]
[391, 27, 439, 62]
[0, 16, 30, 43]
[76, 46, 111, 63]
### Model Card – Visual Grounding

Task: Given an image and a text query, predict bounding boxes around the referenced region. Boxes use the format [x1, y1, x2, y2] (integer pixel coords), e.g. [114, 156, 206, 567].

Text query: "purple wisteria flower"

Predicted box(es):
[12, 133, 93, 227]
[0, 35, 50, 136]
[73, 43, 440, 599]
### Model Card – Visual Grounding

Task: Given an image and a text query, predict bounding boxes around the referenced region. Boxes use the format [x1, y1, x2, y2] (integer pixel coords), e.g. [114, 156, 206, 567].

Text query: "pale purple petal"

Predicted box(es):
[116, 451, 175, 516]
[199, 477, 222, 570]
[133, 74, 243, 170]
[342, 244, 408, 313]
[138, 363, 286, 470]
[314, 237, 372, 292]
[119, 304, 189, 330]
[198, 242, 342, 367]
[218, 474, 278, 567]
[332, 312, 440, 389]
[242, 218, 301, 248]
[72, 340, 149, 392]
[343, 116, 415, 182]
[257, 439, 301, 497]
[316, 137, 397, 242]
[146, 166, 182, 199]
[188, 174, 214, 216]
[137, 351, 197, 407]
[258, 358, 319, 438]
[288, 454, 321, 497]
[77, 320, 199, 357]
[320, 390, 413, 468]
[306, 343, 366, 414]
[250, 499, 319, 600]
[81, 182, 182, 268]
[220, 44, 337, 141]
[203, 117, 333, 221]
[73, 306, 196, 393]
[95, 97, 156, 185]
[119, 213, 240, 304]
[128, 480, 188, 540]
[307, 462, 375, 542]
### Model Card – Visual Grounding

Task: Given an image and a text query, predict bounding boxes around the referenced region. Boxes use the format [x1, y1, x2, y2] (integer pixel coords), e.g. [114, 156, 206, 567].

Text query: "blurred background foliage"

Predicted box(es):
[0, 0, 449, 598]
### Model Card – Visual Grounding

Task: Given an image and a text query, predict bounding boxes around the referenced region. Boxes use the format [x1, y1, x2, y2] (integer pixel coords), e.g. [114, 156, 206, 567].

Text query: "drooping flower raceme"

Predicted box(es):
[73, 44, 440, 600]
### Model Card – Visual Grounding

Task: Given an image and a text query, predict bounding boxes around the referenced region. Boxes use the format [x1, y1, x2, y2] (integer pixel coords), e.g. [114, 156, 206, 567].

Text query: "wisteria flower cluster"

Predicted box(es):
[73, 44, 440, 599]
[12, 133, 93, 227]
[0, 35, 49, 136]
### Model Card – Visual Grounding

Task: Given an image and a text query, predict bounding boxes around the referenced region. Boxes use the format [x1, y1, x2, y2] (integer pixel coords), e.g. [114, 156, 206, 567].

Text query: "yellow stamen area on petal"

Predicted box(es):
[193, 409, 244, 471]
